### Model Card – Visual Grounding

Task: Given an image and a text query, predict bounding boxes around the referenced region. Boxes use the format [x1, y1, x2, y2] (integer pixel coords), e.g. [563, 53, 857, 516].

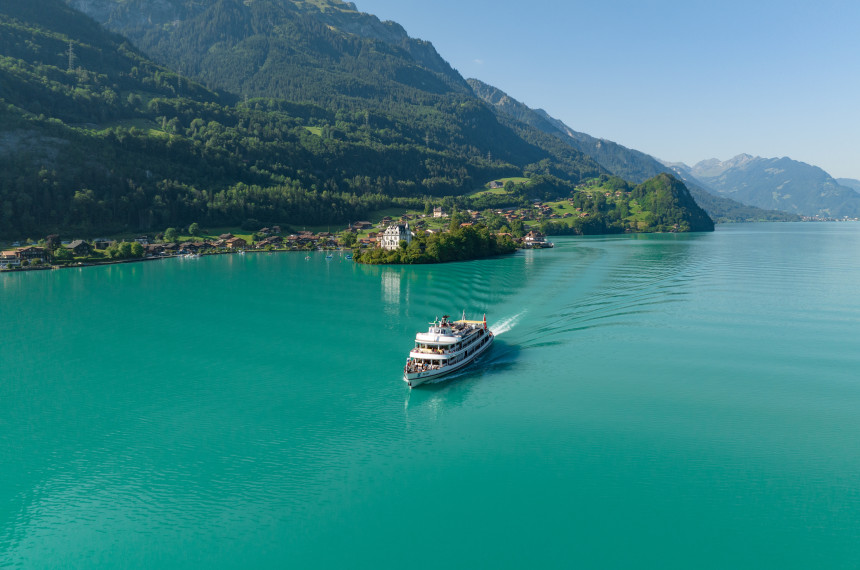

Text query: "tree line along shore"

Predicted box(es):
[0, 213, 559, 271]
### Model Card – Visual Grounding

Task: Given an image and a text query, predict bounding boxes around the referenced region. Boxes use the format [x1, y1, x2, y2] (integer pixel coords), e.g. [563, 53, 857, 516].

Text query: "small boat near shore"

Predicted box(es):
[403, 313, 494, 388]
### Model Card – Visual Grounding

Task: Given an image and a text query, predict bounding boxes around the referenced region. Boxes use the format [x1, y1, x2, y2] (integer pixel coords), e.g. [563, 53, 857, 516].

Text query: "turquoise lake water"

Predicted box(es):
[2, 222, 860, 568]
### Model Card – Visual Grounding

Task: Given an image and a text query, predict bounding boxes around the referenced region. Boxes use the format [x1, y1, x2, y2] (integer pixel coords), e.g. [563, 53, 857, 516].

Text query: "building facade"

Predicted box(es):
[380, 223, 412, 251]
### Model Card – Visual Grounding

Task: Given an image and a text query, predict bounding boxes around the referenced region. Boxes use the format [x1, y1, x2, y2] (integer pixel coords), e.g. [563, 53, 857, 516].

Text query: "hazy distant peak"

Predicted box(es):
[692, 154, 760, 177]
[690, 152, 860, 217]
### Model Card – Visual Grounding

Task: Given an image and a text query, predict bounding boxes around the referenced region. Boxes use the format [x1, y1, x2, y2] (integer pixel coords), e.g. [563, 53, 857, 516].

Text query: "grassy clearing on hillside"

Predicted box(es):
[90, 118, 167, 138]
[468, 188, 512, 197]
[490, 177, 529, 185]
[303, 126, 323, 136]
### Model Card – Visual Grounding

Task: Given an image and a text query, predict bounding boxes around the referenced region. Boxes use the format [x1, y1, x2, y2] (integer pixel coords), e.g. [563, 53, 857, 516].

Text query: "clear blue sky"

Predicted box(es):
[355, 0, 860, 179]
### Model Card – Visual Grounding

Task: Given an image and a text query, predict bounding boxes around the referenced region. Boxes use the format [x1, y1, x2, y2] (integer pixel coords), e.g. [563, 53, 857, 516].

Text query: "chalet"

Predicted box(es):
[380, 223, 412, 251]
[524, 231, 547, 246]
[257, 238, 281, 248]
[226, 237, 247, 250]
[93, 239, 114, 250]
[259, 227, 271, 236]
[180, 242, 202, 252]
[272, 226, 282, 234]
[354, 221, 373, 230]
[145, 244, 165, 256]
[67, 240, 92, 256]
[489, 180, 504, 189]
[135, 236, 150, 245]
[219, 233, 234, 240]
[433, 207, 445, 218]
[0, 251, 21, 267]
[162, 243, 179, 253]
[287, 234, 315, 248]
[15, 246, 47, 262]
[380, 217, 392, 225]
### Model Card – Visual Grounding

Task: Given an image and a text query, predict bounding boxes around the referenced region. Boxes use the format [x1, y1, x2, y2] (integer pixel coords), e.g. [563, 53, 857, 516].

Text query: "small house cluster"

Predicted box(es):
[1, 227, 353, 270]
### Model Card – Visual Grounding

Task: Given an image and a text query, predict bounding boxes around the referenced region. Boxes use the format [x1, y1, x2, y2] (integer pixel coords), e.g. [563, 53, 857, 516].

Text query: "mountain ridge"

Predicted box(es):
[467, 78, 799, 223]
[682, 155, 860, 218]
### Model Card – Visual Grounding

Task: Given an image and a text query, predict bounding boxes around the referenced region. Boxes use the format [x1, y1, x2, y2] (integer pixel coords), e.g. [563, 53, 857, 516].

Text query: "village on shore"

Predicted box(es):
[0, 205, 555, 272]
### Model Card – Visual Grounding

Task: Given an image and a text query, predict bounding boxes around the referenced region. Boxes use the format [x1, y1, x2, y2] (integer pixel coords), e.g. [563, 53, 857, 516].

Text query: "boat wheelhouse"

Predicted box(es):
[403, 314, 494, 388]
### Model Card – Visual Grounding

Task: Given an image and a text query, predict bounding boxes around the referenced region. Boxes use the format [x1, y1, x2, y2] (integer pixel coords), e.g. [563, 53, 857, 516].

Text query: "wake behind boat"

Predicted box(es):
[403, 314, 494, 388]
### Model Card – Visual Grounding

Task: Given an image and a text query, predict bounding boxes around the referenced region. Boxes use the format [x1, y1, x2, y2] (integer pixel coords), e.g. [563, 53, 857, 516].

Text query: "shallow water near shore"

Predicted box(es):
[2, 222, 860, 568]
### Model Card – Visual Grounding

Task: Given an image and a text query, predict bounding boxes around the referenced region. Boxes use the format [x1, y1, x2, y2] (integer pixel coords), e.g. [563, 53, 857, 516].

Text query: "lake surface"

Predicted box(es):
[2, 222, 860, 568]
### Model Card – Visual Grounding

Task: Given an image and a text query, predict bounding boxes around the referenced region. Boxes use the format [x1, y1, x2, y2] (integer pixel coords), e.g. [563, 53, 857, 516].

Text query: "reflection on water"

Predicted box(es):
[380, 269, 402, 314]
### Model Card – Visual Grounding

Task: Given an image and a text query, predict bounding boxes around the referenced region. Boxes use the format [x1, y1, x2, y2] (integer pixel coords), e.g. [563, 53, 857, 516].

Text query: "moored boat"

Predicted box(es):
[403, 314, 494, 388]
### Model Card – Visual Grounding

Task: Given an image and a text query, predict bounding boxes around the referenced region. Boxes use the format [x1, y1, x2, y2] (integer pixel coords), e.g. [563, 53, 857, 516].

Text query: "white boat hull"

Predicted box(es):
[404, 332, 494, 388]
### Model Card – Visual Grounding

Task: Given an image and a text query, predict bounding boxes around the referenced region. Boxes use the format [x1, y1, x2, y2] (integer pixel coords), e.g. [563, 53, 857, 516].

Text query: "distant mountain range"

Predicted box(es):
[669, 155, 860, 218]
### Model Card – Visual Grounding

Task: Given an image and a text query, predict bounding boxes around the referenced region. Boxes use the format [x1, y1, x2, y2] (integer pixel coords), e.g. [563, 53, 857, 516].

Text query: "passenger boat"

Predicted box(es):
[403, 313, 494, 388]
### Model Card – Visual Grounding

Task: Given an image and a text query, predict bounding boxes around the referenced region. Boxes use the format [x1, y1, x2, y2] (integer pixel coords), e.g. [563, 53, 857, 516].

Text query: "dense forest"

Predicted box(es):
[0, 0, 612, 238]
[0, 0, 716, 241]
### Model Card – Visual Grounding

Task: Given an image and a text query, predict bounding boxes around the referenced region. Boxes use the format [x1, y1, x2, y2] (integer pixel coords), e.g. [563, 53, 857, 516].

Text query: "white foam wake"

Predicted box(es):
[491, 310, 525, 336]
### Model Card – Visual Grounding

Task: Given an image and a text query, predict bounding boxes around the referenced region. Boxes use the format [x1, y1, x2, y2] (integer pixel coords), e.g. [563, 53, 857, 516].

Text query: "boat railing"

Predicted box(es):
[414, 347, 452, 355]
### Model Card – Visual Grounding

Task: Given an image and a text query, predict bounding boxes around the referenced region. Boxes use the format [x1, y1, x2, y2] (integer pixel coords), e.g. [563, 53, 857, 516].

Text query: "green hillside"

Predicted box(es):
[0, 0, 713, 239]
[0, 0, 603, 238]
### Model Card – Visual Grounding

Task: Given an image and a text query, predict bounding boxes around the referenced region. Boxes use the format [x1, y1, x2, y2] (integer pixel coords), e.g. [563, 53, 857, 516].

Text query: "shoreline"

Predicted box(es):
[0, 248, 340, 274]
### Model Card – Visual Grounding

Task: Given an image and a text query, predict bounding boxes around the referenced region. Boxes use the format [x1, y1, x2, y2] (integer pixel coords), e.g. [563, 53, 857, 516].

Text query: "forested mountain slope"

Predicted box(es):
[0, 0, 607, 238]
[0, 0, 719, 239]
